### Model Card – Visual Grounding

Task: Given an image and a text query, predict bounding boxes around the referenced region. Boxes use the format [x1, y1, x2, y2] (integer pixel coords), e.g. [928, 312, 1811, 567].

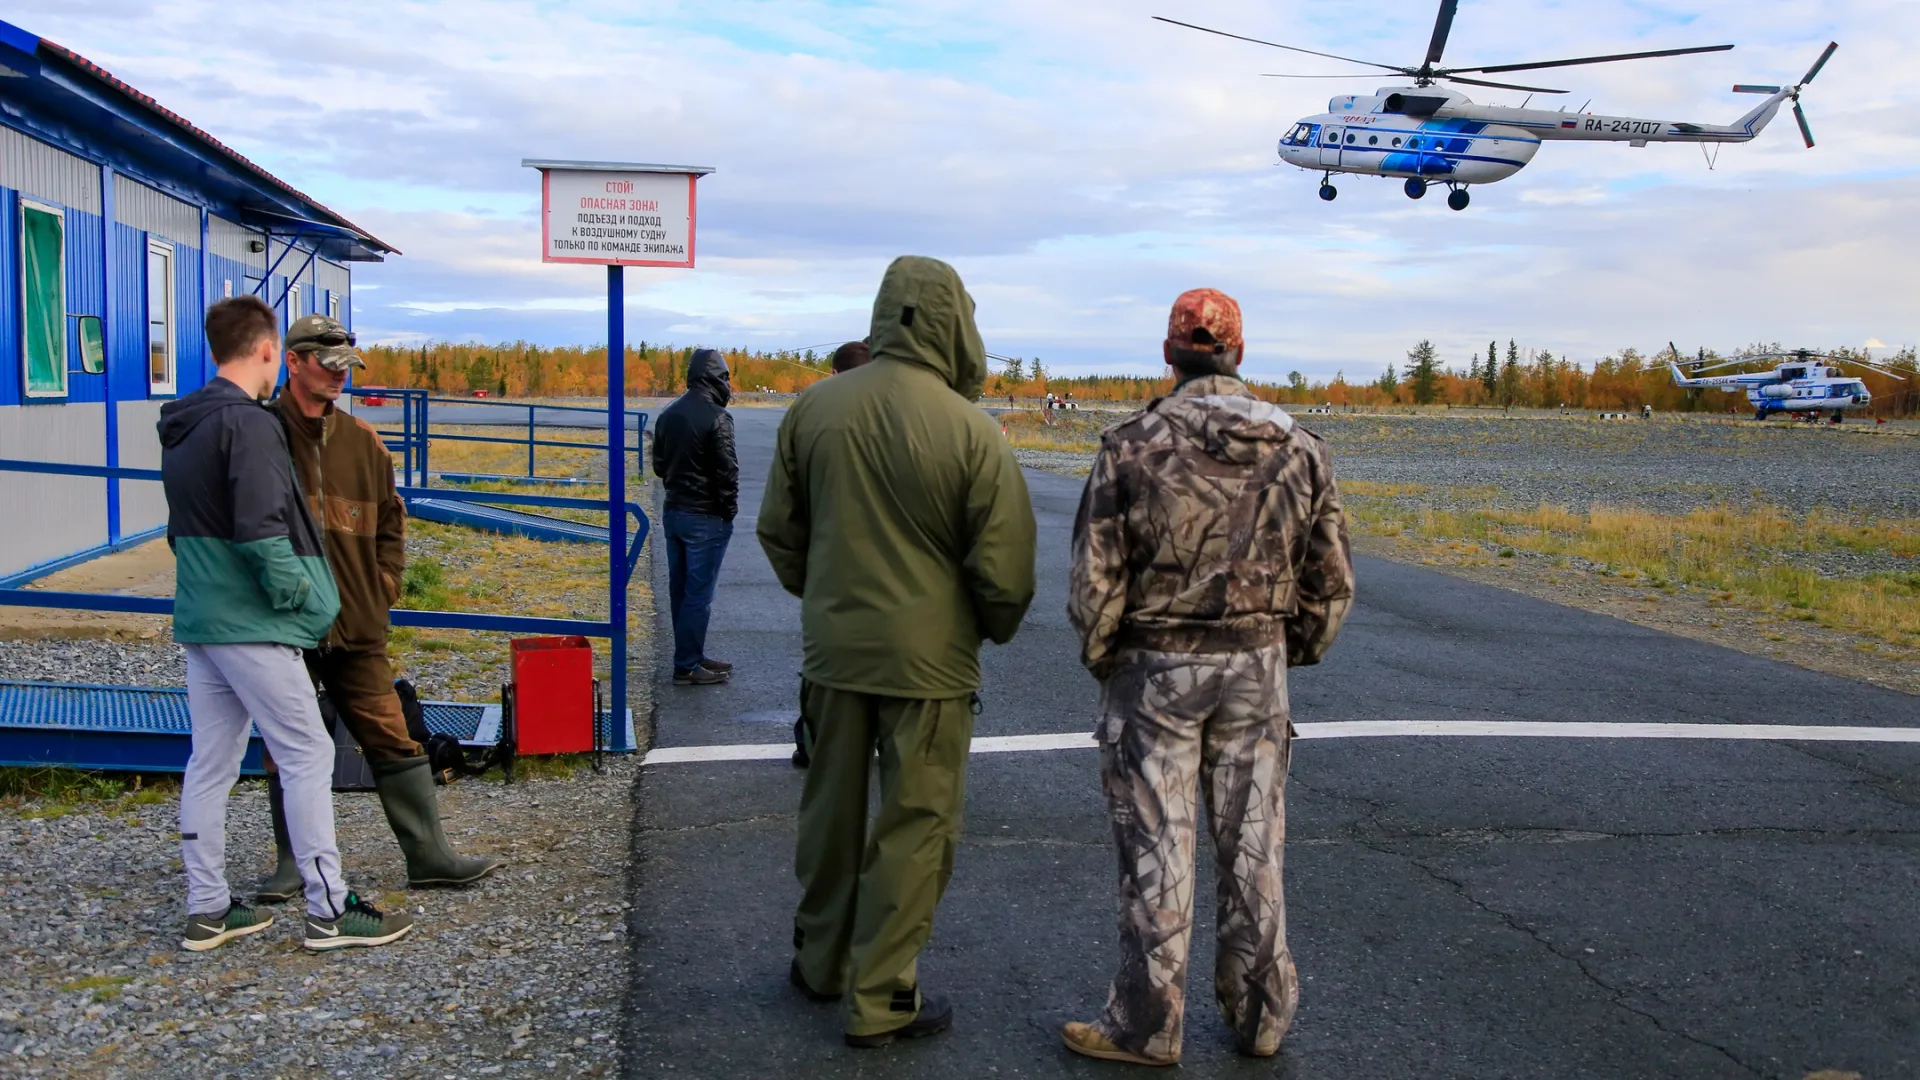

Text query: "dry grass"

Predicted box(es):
[1345, 489, 1920, 648]
[1000, 409, 1104, 453]
[417, 424, 606, 481]
[389, 520, 650, 700]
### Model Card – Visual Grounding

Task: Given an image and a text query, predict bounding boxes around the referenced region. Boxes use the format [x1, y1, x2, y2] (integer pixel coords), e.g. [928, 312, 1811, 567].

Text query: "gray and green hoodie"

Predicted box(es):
[158, 376, 340, 647]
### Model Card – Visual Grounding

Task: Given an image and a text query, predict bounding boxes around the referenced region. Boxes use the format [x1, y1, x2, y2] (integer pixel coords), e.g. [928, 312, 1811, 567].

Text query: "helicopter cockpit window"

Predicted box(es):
[1781, 367, 1806, 381]
[1283, 123, 1315, 146]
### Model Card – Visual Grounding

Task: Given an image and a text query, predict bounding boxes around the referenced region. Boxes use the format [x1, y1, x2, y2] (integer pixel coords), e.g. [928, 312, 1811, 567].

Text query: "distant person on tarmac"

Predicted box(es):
[159, 296, 412, 953]
[652, 348, 740, 686]
[1063, 288, 1354, 1065]
[253, 314, 499, 902]
[758, 255, 1037, 1048]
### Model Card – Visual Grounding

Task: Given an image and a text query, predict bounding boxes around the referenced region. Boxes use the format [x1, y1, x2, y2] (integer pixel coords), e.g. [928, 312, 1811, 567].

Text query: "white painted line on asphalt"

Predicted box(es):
[640, 721, 1920, 766]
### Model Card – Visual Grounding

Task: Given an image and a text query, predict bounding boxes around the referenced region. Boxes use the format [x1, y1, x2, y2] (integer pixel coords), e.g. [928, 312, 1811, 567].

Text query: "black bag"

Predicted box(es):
[394, 678, 514, 784]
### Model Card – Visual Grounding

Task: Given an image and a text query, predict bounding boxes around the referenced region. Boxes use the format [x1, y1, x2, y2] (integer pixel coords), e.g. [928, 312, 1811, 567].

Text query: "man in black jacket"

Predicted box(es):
[652, 348, 739, 685]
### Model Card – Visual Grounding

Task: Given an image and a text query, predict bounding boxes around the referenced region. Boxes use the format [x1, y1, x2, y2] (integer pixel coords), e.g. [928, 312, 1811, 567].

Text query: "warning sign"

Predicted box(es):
[537, 168, 702, 268]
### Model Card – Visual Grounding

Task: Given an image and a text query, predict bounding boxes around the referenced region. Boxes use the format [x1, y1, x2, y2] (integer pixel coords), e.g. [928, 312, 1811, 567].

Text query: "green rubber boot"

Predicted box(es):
[254, 771, 304, 904]
[373, 756, 503, 887]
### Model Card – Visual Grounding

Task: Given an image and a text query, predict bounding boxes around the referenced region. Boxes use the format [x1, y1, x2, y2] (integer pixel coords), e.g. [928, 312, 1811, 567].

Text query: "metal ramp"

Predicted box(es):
[0, 681, 491, 774]
[407, 497, 613, 544]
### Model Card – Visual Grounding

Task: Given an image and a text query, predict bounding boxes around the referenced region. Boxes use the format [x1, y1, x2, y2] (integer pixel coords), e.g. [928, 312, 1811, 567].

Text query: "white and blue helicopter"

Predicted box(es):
[1667, 346, 1904, 423]
[1157, 1, 1836, 210]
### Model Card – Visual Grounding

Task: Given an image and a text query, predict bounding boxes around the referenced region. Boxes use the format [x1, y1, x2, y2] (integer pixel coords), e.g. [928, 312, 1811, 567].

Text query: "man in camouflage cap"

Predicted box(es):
[1063, 288, 1354, 1065]
[254, 314, 501, 903]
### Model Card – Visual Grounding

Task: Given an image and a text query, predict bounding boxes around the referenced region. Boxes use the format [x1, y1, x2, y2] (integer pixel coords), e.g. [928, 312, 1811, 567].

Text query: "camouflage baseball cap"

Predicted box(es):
[1166, 288, 1243, 354]
[286, 314, 364, 371]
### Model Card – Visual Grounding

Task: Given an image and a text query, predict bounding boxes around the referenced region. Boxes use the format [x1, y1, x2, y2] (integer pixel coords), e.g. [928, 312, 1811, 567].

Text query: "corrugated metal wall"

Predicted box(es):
[207, 214, 265, 271]
[0, 127, 100, 213]
[316, 258, 350, 298]
[116, 400, 168, 535]
[0, 403, 107, 579]
[113, 176, 198, 248]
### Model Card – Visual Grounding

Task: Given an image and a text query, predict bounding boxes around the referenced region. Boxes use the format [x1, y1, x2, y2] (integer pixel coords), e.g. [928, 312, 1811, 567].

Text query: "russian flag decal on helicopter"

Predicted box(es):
[1561, 119, 1579, 128]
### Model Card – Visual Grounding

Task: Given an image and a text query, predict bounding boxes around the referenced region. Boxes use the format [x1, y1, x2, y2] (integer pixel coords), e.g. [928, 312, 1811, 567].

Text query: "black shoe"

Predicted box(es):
[845, 992, 953, 1048]
[789, 959, 838, 1003]
[672, 665, 729, 686]
[699, 658, 733, 674]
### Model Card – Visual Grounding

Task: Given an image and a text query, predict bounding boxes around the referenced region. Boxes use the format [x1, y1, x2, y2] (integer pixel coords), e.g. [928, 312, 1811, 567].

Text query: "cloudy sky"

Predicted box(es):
[21, 0, 1916, 381]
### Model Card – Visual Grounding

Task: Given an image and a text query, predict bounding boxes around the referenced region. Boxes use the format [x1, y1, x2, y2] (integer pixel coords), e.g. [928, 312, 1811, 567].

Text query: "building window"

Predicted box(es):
[20, 200, 67, 398]
[327, 292, 340, 321]
[286, 283, 300, 328]
[147, 239, 176, 395]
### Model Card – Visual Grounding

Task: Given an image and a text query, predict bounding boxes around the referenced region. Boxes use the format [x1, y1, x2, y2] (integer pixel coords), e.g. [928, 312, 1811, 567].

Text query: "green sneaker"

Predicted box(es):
[181, 899, 274, 952]
[303, 893, 414, 951]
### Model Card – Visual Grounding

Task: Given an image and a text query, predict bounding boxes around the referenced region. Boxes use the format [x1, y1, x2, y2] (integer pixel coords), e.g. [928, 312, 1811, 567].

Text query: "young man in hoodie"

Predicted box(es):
[159, 296, 412, 952]
[248, 314, 499, 901]
[1063, 289, 1354, 1065]
[758, 256, 1037, 1047]
[651, 348, 740, 686]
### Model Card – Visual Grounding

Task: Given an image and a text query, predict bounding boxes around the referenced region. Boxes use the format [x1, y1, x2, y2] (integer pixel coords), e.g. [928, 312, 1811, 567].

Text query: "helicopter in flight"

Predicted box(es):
[1156, 1, 1837, 209]
[1667, 346, 1905, 422]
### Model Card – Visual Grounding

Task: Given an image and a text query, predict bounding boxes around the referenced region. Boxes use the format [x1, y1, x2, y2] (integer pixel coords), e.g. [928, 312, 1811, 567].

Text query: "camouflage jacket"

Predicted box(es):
[1068, 375, 1354, 679]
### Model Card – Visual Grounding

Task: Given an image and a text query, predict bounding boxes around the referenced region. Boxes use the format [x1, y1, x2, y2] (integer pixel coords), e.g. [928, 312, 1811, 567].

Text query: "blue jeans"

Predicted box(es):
[663, 507, 733, 674]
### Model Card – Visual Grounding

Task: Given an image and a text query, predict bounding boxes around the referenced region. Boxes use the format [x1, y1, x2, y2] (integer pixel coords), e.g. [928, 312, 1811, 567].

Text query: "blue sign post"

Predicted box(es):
[524, 159, 714, 752]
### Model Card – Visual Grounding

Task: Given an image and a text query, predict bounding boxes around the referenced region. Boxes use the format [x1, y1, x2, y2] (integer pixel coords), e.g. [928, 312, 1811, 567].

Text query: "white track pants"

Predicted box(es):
[180, 643, 347, 919]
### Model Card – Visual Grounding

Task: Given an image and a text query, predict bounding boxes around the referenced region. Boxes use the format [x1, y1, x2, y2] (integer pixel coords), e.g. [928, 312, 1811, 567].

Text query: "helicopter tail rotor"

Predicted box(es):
[1787, 42, 1836, 148]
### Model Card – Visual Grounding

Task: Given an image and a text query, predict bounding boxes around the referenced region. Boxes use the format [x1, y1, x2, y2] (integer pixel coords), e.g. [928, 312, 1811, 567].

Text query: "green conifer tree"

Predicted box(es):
[1407, 339, 1440, 404]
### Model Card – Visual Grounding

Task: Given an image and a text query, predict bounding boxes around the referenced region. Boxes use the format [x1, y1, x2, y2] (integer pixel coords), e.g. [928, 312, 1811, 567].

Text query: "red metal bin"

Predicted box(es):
[509, 636, 594, 754]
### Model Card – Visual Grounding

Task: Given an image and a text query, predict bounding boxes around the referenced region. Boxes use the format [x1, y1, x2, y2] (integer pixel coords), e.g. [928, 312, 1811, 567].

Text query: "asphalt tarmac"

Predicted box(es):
[623, 405, 1919, 1080]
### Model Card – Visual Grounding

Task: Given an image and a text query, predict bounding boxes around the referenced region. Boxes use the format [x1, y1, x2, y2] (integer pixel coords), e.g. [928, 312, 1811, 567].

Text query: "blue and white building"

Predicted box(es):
[0, 19, 396, 583]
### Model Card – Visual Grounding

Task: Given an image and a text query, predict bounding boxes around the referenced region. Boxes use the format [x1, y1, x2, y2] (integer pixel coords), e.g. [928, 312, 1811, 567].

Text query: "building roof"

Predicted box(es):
[0, 19, 398, 261]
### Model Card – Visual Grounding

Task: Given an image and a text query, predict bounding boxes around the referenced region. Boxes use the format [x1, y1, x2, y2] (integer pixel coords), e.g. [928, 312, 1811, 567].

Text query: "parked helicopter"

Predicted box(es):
[1667, 346, 1905, 422]
[1155, 1, 1836, 209]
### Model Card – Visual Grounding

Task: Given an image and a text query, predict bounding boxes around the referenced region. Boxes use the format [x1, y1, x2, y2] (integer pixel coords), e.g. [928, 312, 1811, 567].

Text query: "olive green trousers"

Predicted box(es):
[792, 682, 974, 1036]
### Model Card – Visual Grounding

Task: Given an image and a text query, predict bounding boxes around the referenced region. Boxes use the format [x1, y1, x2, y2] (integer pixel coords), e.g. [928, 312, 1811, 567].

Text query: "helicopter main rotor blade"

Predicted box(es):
[1425, 0, 1460, 67]
[1150, 16, 1408, 73]
[1801, 41, 1838, 86]
[1794, 101, 1815, 148]
[1447, 43, 1733, 76]
[1832, 356, 1908, 380]
[1443, 74, 1569, 94]
[1732, 84, 1782, 94]
[1258, 73, 1397, 79]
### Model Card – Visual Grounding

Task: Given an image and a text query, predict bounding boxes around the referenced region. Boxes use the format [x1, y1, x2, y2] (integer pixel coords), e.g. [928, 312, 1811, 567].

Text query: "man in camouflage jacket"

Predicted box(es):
[1063, 288, 1354, 1066]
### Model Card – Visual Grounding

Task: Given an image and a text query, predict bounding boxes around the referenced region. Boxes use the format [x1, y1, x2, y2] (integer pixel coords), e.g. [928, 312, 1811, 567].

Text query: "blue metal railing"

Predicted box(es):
[347, 387, 646, 487]
[0, 449, 649, 752]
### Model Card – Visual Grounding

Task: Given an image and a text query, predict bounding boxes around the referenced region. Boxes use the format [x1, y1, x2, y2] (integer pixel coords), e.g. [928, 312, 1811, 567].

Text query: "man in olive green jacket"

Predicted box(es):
[758, 255, 1037, 1047]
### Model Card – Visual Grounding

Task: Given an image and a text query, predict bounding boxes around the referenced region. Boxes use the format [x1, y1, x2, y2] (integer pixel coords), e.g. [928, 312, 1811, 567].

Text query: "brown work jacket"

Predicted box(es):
[274, 393, 406, 651]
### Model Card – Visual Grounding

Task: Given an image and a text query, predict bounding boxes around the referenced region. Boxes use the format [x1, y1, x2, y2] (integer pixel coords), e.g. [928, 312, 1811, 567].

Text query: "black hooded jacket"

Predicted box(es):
[652, 349, 739, 520]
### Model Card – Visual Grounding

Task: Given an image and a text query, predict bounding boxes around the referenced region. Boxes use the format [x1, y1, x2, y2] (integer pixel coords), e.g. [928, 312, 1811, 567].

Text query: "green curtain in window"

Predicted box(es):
[22, 205, 65, 397]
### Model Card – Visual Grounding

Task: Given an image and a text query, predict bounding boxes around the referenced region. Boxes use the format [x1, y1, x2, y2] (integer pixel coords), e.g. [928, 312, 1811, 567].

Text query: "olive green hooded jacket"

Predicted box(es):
[757, 256, 1037, 697]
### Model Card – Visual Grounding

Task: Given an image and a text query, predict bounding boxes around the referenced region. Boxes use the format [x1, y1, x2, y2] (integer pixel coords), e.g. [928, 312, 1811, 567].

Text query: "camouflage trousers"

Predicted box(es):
[1092, 641, 1297, 1061]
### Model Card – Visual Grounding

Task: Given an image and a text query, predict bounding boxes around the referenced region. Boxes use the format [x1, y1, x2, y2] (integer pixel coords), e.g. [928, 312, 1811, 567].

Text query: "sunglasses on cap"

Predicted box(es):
[301, 329, 357, 349]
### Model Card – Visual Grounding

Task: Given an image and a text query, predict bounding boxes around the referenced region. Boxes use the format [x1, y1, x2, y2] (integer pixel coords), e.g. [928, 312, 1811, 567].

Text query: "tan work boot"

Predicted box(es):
[1060, 1022, 1179, 1066]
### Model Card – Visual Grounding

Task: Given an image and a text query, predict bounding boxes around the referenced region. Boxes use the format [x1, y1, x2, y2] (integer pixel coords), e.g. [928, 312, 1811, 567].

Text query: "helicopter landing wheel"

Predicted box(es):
[1404, 177, 1427, 200]
[1319, 183, 1338, 202]
[1447, 187, 1471, 211]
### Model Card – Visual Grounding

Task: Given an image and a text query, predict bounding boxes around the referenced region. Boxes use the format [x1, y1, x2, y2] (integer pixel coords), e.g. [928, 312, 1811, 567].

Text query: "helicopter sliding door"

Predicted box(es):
[1320, 125, 1343, 167]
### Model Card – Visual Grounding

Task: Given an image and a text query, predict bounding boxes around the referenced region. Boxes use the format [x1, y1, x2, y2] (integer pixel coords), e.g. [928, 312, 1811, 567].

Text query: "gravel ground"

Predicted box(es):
[0, 537, 656, 1079]
[1018, 411, 1920, 517]
[0, 639, 185, 689]
[1302, 413, 1920, 517]
[0, 759, 638, 1079]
